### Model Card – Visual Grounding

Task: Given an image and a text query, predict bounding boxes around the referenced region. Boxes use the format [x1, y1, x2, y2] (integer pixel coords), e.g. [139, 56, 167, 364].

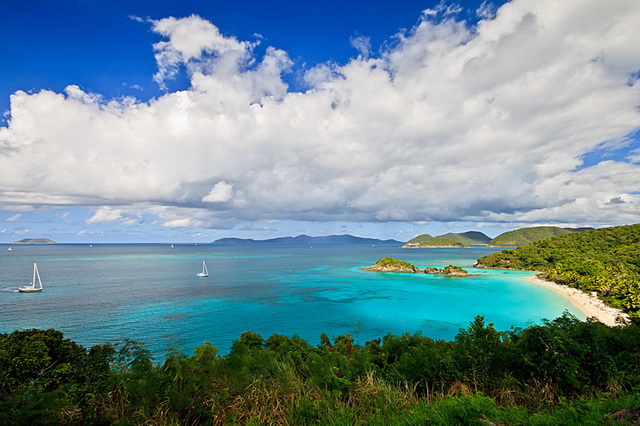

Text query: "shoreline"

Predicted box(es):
[524, 275, 630, 327]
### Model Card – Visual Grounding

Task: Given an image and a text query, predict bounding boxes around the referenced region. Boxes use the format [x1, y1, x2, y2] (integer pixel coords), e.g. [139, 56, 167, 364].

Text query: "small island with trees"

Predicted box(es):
[361, 257, 472, 276]
[10, 238, 56, 244]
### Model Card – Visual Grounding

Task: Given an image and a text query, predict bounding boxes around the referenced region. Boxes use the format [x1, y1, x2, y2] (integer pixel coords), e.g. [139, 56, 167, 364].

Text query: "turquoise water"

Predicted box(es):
[0, 244, 583, 357]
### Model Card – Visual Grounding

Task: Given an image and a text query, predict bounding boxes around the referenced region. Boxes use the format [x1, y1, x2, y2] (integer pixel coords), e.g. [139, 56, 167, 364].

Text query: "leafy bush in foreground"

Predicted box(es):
[2, 313, 640, 424]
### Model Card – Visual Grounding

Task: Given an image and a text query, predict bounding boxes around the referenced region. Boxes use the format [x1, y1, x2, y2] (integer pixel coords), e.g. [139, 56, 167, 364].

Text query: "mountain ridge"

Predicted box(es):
[212, 234, 402, 246]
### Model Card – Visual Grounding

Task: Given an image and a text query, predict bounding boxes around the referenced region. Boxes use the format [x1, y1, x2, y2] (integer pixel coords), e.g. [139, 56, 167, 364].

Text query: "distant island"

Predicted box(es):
[403, 227, 593, 248]
[10, 238, 56, 244]
[213, 234, 402, 246]
[361, 257, 472, 276]
[403, 231, 490, 248]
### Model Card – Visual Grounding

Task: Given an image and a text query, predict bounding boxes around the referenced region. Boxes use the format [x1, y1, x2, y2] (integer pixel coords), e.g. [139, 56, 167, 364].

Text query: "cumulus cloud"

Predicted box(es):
[202, 181, 234, 203]
[151, 15, 252, 88]
[5, 213, 22, 222]
[1, 0, 640, 231]
[86, 207, 123, 224]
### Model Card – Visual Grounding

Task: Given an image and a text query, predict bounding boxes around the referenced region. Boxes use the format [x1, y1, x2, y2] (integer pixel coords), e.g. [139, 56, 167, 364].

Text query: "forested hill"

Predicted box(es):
[489, 226, 588, 246]
[403, 231, 490, 247]
[476, 224, 640, 315]
[439, 231, 491, 245]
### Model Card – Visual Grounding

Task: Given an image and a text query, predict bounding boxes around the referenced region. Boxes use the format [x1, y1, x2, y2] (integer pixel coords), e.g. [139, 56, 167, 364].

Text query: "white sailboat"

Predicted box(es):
[196, 261, 209, 277]
[19, 263, 43, 293]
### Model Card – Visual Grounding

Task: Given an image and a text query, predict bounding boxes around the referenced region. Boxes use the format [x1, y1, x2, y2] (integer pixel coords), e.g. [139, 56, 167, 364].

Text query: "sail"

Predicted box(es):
[19, 263, 43, 292]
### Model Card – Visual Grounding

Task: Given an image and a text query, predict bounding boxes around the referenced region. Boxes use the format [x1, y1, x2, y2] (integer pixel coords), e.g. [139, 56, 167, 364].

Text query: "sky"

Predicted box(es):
[0, 0, 639, 243]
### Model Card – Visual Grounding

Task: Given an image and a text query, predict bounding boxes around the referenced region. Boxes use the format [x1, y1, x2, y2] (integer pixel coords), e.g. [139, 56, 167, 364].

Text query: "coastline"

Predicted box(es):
[524, 275, 630, 327]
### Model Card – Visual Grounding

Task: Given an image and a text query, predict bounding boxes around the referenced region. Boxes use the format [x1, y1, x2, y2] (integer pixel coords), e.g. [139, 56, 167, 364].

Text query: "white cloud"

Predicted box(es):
[163, 218, 196, 228]
[86, 207, 123, 224]
[202, 181, 234, 203]
[6, 213, 22, 222]
[151, 15, 252, 89]
[477, 1, 497, 20]
[1, 1, 640, 232]
[350, 36, 371, 58]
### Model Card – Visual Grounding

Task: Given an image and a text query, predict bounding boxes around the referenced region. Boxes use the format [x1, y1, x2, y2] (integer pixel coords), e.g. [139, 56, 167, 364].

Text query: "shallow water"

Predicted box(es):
[0, 243, 583, 357]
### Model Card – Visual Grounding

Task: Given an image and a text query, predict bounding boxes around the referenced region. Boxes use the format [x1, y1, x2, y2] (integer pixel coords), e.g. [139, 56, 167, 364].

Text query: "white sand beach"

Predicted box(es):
[525, 275, 630, 327]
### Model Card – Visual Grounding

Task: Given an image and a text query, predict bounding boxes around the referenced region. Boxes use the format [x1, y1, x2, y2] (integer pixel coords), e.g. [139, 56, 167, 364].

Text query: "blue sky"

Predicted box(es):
[0, 0, 639, 243]
[0, 0, 502, 120]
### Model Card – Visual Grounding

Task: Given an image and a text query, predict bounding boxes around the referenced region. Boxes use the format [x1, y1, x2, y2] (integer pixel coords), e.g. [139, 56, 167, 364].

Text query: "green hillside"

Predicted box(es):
[405, 231, 490, 247]
[476, 224, 640, 316]
[404, 234, 465, 247]
[489, 226, 577, 246]
[406, 233, 433, 244]
[439, 231, 491, 245]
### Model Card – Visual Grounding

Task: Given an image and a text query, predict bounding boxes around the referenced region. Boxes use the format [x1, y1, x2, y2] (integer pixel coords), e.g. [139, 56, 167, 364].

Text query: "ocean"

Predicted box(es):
[0, 243, 583, 358]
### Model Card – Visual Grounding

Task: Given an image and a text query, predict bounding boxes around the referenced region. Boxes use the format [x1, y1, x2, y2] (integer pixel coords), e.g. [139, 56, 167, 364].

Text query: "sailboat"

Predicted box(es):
[19, 263, 43, 293]
[196, 261, 209, 277]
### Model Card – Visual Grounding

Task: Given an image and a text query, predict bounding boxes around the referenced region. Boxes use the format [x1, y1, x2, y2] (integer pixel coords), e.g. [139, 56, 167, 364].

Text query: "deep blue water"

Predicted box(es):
[0, 243, 583, 358]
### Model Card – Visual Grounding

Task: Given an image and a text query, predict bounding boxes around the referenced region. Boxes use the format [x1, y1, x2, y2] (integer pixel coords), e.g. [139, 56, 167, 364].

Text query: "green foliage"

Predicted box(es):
[439, 231, 492, 245]
[477, 224, 640, 316]
[406, 234, 466, 247]
[3, 315, 640, 423]
[368, 257, 420, 272]
[407, 233, 433, 244]
[375, 257, 414, 268]
[0, 329, 114, 424]
[489, 226, 581, 247]
[407, 231, 491, 247]
[443, 265, 468, 274]
[430, 237, 466, 247]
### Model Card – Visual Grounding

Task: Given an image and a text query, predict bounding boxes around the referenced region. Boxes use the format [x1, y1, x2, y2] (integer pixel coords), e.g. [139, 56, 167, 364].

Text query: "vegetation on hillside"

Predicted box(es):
[363, 258, 470, 276]
[373, 257, 417, 269]
[439, 231, 491, 245]
[3, 315, 640, 424]
[425, 265, 470, 276]
[489, 226, 582, 247]
[361, 257, 421, 272]
[404, 234, 466, 247]
[477, 224, 640, 316]
[10, 238, 56, 244]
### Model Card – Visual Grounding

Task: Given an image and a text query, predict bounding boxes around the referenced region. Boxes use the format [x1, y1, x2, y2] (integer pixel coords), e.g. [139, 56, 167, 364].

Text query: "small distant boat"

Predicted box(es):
[196, 261, 209, 277]
[19, 263, 43, 293]
[171, 244, 174, 248]
[7, 247, 12, 251]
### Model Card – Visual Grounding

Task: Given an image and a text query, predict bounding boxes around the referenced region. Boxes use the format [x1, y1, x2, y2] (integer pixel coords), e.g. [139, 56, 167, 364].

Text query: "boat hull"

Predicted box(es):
[19, 287, 42, 292]
[196, 273, 208, 277]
